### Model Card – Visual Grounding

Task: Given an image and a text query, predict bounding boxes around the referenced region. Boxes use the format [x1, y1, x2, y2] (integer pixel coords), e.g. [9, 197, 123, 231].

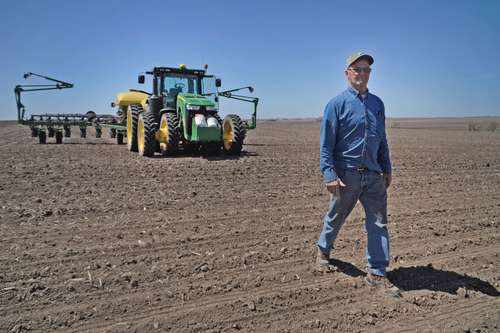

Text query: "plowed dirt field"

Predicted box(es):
[1, 119, 499, 332]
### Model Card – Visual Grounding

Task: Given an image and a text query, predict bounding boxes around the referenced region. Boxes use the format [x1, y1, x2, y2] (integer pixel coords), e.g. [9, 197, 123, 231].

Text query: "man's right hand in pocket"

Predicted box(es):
[326, 178, 346, 195]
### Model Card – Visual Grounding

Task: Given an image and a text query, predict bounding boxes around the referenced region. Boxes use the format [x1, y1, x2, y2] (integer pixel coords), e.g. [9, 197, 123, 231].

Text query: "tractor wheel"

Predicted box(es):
[55, 131, 63, 144]
[158, 112, 179, 155]
[126, 105, 140, 152]
[48, 127, 55, 138]
[110, 128, 117, 138]
[213, 113, 223, 126]
[38, 130, 46, 144]
[116, 132, 124, 145]
[137, 111, 158, 157]
[80, 127, 87, 138]
[222, 114, 246, 155]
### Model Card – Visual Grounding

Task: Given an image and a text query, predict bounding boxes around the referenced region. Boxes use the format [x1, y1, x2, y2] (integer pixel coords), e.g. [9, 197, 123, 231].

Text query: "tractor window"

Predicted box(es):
[162, 76, 199, 95]
[202, 77, 219, 107]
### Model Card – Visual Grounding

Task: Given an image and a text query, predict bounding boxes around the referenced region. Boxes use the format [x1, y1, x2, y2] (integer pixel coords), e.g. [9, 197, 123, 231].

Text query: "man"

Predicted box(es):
[316, 52, 400, 297]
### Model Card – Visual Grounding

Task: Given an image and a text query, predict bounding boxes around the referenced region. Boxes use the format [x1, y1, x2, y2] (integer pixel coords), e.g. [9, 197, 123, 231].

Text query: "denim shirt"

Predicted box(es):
[320, 86, 391, 183]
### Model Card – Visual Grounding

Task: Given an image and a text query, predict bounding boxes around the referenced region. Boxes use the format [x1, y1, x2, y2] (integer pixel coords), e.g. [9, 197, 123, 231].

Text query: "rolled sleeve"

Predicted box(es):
[320, 101, 338, 183]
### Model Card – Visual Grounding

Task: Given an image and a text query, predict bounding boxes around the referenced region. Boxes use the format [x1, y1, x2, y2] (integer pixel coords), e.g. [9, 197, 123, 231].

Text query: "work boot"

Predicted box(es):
[364, 272, 402, 298]
[316, 249, 330, 266]
[315, 248, 337, 272]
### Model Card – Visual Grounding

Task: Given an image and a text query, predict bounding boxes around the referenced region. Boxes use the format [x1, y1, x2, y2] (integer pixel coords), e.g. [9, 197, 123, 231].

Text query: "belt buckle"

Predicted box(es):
[357, 167, 367, 172]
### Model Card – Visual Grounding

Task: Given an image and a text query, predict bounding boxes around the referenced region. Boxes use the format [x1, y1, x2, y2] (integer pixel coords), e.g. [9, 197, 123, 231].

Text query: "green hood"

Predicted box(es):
[178, 93, 214, 107]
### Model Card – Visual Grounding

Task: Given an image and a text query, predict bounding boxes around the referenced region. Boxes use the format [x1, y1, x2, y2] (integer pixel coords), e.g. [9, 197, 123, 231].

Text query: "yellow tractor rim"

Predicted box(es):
[157, 114, 169, 150]
[137, 114, 144, 154]
[223, 120, 234, 150]
[126, 107, 133, 146]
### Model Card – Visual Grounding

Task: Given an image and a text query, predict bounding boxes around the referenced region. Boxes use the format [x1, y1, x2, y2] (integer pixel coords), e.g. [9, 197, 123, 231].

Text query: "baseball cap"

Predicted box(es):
[346, 52, 374, 68]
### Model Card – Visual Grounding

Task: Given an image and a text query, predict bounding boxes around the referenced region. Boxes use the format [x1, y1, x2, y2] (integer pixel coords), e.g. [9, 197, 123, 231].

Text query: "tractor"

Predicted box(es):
[112, 65, 259, 157]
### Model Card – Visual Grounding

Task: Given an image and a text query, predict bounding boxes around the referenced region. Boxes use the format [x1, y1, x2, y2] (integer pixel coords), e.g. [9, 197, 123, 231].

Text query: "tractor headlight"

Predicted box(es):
[186, 104, 200, 111]
[206, 106, 218, 112]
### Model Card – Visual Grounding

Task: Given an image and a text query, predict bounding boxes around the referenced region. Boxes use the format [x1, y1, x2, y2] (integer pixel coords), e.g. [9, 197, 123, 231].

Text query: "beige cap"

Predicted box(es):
[346, 52, 374, 68]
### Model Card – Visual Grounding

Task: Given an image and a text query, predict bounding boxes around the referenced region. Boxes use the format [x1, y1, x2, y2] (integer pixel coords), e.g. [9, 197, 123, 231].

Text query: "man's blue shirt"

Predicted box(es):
[320, 86, 392, 183]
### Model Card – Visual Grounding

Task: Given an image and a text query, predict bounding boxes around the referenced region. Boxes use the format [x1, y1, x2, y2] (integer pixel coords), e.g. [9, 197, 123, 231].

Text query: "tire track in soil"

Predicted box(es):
[61, 245, 499, 332]
[2, 242, 497, 331]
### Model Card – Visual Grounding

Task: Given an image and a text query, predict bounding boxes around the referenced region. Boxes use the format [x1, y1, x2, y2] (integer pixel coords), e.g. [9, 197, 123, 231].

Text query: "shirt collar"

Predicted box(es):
[347, 85, 369, 99]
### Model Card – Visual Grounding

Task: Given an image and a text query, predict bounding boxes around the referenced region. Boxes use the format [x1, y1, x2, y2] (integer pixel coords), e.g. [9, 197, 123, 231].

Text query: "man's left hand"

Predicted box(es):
[383, 174, 392, 188]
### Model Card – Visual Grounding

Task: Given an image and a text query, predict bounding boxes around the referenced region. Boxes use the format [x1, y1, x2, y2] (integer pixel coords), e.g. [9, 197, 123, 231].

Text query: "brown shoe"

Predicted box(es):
[364, 273, 402, 298]
[316, 249, 330, 266]
[315, 249, 338, 273]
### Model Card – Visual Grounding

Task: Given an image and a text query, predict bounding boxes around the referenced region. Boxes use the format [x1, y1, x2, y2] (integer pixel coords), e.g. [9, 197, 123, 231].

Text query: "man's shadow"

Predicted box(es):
[328, 259, 499, 297]
[387, 265, 500, 296]
[328, 258, 365, 277]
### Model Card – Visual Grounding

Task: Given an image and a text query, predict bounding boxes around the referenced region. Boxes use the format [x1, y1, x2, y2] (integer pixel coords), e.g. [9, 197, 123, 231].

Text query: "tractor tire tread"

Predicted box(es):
[223, 114, 246, 155]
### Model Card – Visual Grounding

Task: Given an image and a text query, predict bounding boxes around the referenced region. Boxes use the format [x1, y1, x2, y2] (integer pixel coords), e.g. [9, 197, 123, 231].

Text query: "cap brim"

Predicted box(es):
[348, 54, 374, 67]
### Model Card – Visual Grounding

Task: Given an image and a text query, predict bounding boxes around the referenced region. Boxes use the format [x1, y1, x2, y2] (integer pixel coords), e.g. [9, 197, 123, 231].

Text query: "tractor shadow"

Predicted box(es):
[50, 142, 118, 145]
[203, 150, 258, 161]
[244, 143, 281, 147]
[150, 150, 258, 160]
[387, 265, 500, 296]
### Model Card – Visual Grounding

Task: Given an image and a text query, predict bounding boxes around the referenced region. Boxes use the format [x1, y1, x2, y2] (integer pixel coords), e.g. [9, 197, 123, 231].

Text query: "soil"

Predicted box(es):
[0, 119, 499, 333]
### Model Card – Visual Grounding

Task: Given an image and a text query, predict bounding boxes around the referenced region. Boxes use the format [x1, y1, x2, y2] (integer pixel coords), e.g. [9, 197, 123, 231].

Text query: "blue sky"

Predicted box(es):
[1, 0, 499, 120]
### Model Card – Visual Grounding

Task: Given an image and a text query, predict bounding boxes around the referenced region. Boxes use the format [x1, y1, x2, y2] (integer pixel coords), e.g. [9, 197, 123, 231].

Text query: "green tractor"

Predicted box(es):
[113, 65, 259, 157]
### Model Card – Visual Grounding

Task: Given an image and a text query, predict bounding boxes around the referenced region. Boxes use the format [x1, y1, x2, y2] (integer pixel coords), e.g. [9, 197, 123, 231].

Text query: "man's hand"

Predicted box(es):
[326, 178, 346, 195]
[383, 173, 392, 189]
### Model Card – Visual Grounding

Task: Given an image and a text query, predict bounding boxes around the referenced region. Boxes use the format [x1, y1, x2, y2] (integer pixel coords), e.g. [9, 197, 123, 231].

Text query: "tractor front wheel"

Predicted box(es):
[127, 105, 140, 152]
[222, 114, 246, 155]
[137, 111, 158, 157]
[158, 112, 179, 155]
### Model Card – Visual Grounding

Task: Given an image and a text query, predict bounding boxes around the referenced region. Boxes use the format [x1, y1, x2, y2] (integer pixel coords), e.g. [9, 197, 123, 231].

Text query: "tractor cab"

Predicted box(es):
[161, 75, 200, 109]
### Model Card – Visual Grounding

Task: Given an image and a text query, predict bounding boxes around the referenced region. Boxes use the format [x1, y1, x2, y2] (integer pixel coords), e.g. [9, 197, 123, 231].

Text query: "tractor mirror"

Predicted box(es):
[248, 86, 254, 93]
[138, 75, 145, 84]
[215, 78, 221, 87]
[110, 102, 116, 108]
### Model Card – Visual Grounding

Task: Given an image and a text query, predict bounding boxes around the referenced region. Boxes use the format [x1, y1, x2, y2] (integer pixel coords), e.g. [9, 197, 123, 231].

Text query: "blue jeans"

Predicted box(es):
[317, 169, 390, 276]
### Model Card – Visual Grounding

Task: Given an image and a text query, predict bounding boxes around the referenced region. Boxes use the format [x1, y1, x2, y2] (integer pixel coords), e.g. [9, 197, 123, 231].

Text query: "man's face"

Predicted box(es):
[345, 59, 371, 92]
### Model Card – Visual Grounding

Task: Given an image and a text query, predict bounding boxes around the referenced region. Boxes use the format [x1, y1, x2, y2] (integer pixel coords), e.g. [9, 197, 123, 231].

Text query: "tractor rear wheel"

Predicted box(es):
[158, 112, 179, 155]
[127, 105, 140, 152]
[137, 111, 158, 157]
[222, 114, 246, 155]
